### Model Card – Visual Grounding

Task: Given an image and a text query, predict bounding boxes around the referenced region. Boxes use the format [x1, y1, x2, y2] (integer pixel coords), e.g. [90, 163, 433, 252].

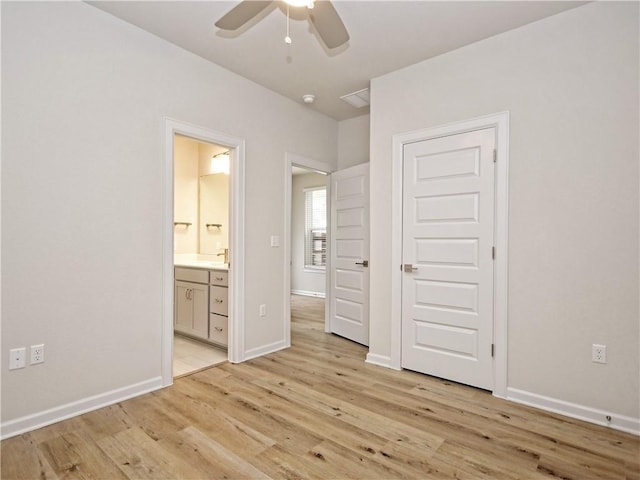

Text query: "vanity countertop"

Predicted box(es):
[174, 256, 228, 271]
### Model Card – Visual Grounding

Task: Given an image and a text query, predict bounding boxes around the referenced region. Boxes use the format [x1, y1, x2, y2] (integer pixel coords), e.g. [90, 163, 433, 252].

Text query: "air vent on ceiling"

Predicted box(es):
[340, 88, 370, 108]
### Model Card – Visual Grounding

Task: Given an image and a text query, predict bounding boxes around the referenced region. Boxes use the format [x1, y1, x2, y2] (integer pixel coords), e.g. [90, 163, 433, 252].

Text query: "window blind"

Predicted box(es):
[304, 187, 327, 268]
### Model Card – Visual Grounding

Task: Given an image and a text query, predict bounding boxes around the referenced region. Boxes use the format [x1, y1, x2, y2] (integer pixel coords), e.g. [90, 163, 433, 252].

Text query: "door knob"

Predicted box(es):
[355, 260, 369, 267]
[403, 264, 418, 272]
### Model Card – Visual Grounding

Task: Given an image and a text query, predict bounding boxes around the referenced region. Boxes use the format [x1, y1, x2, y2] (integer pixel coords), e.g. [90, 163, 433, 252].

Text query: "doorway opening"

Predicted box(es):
[173, 134, 230, 377]
[284, 153, 333, 348]
[162, 118, 246, 386]
[289, 165, 329, 343]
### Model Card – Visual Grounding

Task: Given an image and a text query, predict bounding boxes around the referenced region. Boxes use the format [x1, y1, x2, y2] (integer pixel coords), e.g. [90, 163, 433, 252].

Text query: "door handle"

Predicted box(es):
[403, 264, 418, 272]
[355, 260, 369, 267]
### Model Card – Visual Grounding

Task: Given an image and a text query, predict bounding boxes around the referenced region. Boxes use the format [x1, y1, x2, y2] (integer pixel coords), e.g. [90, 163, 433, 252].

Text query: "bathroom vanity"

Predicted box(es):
[174, 261, 229, 348]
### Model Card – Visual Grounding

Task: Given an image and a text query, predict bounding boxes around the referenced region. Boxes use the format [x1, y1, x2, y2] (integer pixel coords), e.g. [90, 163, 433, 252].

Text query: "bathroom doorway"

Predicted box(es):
[162, 119, 246, 386]
[173, 134, 230, 377]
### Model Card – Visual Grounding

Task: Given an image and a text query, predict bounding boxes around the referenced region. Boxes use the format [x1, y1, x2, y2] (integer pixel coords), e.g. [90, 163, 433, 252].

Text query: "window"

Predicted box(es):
[304, 186, 326, 269]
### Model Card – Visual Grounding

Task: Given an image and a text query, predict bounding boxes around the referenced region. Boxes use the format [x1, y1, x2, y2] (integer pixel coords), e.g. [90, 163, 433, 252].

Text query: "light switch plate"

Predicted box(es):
[9, 348, 26, 370]
[270, 235, 280, 247]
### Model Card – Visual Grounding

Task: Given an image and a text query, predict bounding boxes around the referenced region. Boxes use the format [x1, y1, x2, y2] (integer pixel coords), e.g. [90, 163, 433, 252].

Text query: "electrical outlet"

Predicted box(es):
[592, 344, 607, 364]
[30, 344, 45, 365]
[259, 304, 266, 317]
[9, 348, 26, 370]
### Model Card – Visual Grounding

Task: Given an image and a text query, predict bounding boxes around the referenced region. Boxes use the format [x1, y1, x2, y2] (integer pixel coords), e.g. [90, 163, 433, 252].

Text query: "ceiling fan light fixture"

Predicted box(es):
[285, 0, 314, 8]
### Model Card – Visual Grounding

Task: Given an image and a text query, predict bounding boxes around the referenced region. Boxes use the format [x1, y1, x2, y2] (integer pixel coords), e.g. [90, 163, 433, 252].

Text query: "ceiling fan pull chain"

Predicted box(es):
[285, 4, 292, 44]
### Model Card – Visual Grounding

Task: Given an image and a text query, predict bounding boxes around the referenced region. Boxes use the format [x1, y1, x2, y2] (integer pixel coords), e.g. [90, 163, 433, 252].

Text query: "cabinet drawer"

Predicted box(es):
[175, 267, 209, 284]
[209, 285, 228, 316]
[210, 270, 228, 287]
[209, 313, 228, 346]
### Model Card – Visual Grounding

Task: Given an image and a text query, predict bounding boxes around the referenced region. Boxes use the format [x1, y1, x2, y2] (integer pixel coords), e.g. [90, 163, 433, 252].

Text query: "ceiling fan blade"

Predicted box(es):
[309, 0, 349, 49]
[215, 1, 273, 30]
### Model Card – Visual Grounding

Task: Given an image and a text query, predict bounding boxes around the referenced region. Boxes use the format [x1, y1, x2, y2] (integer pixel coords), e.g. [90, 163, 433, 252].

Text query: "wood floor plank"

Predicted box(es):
[0, 434, 59, 480]
[96, 426, 205, 479]
[156, 426, 272, 479]
[39, 429, 128, 479]
[1, 294, 638, 480]
[159, 385, 277, 458]
[251, 376, 445, 454]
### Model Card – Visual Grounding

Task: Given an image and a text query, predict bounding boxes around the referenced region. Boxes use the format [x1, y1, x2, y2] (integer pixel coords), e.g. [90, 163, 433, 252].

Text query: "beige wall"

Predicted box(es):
[173, 135, 199, 254]
[369, 2, 639, 420]
[337, 114, 370, 170]
[197, 142, 229, 256]
[1, 2, 337, 427]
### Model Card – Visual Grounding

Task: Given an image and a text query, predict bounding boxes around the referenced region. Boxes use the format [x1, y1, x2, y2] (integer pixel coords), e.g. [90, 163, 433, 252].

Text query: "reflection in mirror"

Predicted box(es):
[199, 173, 229, 257]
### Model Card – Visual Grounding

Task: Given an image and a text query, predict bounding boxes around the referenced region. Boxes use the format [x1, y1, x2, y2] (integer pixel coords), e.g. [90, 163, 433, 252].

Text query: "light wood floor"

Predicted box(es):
[2, 295, 638, 479]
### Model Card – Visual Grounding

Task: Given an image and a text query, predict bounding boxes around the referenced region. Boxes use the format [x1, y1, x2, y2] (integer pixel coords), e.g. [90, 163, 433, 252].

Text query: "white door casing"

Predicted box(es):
[330, 163, 370, 346]
[162, 118, 245, 386]
[402, 127, 496, 390]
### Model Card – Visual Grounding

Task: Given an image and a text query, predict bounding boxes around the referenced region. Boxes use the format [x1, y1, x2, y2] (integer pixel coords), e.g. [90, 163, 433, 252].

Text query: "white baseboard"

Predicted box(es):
[365, 353, 400, 370]
[507, 387, 639, 436]
[0, 376, 165, 440]
[291, 289, 325, 298]
[241, 340, 288, 362]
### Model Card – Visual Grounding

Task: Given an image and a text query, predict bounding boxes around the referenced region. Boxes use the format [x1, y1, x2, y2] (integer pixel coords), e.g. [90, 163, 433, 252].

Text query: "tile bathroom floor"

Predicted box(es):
[173, 334, 227, 377]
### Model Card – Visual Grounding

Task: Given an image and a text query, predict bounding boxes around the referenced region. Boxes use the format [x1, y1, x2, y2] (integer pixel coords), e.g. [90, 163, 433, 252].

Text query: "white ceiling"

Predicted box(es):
[88, 1, 584, 121]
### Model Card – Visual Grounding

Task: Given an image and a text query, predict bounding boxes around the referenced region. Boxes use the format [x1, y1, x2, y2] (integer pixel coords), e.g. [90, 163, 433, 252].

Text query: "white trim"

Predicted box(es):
[291, 289, 326, 298]
[0, 377, 163, 440]
[162, 118, 246, 380]
[365, 353, 400, 370]
[243, 340, 288, 362]
[390, 111, 510, 398]
[303, 267, 326, 274]
[284, 152, 334, 342]
[508, 388, 640, 436]
[324, 176, 332, 333]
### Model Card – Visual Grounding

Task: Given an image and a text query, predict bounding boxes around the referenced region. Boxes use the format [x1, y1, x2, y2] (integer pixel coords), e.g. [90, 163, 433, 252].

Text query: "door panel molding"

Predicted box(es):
[389, 112, 509, 398]
[330, 163, 370, 346]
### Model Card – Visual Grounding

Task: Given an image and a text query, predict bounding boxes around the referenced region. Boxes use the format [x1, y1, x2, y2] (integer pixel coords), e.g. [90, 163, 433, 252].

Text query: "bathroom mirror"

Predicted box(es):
[199, 173, 229, 256]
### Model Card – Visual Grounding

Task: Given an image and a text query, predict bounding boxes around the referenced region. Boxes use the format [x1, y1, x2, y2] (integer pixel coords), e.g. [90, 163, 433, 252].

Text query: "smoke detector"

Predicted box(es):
[302, 94, 316, 104]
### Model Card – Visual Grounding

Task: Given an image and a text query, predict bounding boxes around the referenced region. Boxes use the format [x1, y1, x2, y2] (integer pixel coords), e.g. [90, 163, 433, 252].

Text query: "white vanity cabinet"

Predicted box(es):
[174, 268, 209, 340]
[209, 270, 228, 346]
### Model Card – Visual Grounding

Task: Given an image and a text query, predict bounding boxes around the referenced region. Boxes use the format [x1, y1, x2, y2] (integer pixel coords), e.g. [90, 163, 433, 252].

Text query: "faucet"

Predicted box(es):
[216, 248, 229, 264]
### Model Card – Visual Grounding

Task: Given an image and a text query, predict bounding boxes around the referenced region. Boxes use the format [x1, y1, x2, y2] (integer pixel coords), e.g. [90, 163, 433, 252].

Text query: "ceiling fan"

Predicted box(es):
[215, 0, 350, 49]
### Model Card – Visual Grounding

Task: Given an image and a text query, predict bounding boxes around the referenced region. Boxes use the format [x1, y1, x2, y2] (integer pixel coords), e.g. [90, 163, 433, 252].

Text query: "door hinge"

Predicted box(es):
[493, 149, 497, 163]
[491, 344, 495, 357]
[492, 246, 496, 260]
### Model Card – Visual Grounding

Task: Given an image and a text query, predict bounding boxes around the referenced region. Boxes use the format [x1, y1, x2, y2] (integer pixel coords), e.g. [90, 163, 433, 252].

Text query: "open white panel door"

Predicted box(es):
[330, 163, 370, 346]
[402, 128, 496, 390]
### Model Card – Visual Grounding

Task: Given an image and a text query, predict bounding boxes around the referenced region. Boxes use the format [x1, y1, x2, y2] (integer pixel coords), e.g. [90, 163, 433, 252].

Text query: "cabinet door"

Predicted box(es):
[191, 283, 209, 339]
[175, 281, 193, 334]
